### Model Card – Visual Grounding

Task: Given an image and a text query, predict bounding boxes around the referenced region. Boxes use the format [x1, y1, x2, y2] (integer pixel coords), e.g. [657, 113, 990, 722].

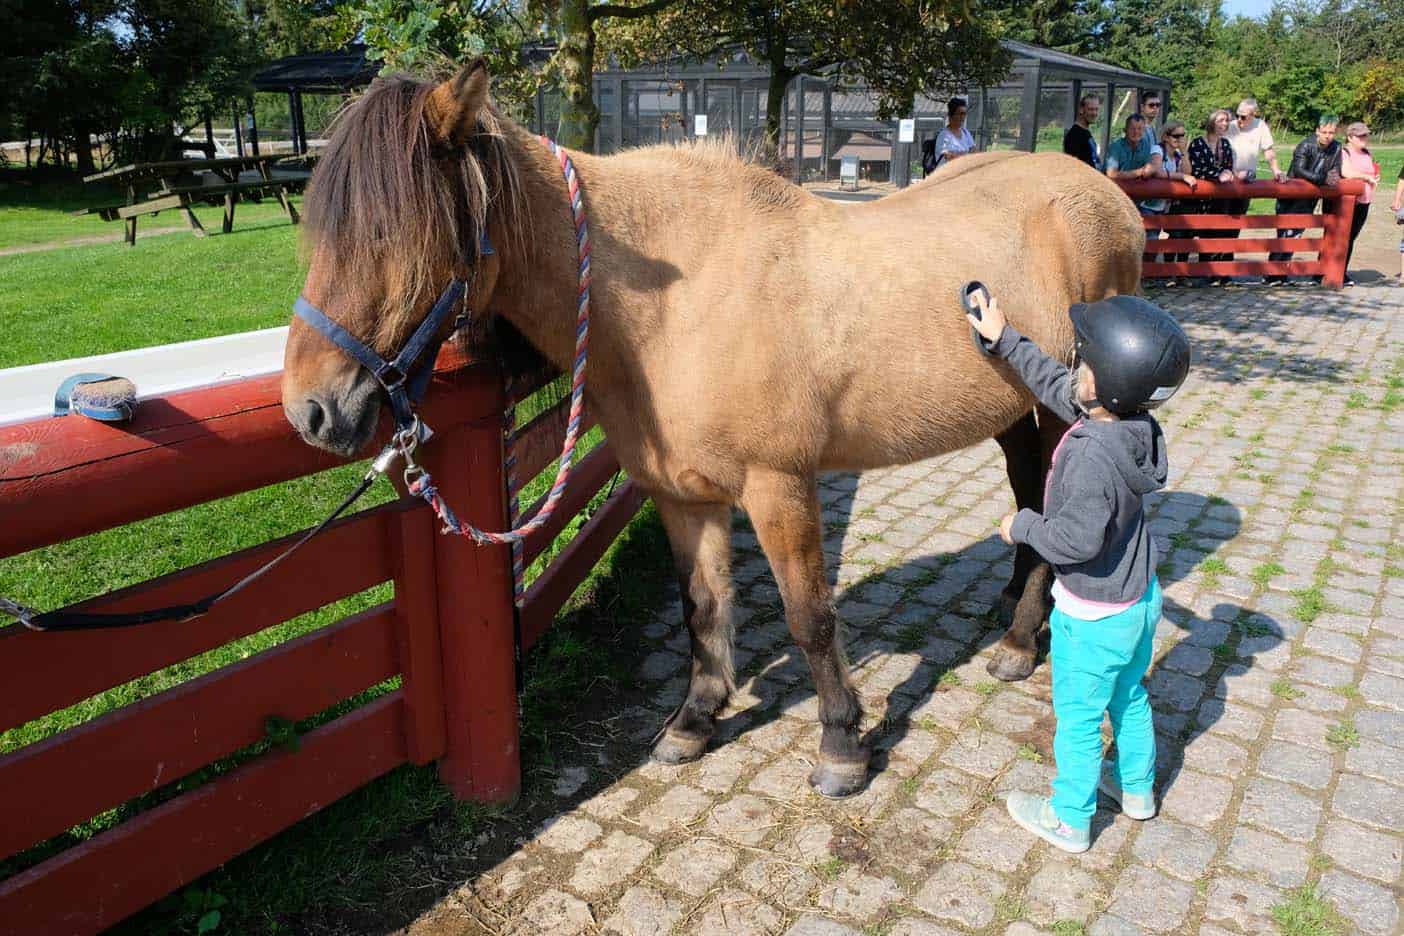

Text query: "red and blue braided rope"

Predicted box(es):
[408, 136, 591, 558]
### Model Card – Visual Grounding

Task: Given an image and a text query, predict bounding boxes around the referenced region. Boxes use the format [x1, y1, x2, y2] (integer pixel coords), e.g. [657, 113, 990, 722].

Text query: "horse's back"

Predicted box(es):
[807, 152, 1143, 470]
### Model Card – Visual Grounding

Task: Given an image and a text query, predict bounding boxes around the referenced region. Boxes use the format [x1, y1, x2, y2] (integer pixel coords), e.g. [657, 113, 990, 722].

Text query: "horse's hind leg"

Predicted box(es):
[988, 409, 1053, 681]
[742, 469, 868, 798]
[651, 497, 737, 764]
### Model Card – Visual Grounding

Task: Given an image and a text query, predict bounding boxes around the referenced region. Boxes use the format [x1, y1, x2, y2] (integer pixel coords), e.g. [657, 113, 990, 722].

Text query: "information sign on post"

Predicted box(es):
[898, 119, 916, 143]
[839, 155, 860, 191]
[694, 114, 708, 136]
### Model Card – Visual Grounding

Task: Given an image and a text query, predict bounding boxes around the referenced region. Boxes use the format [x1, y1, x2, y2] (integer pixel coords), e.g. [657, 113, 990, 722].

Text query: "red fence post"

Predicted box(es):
[417, 365, 522, 803]
[1319, 191, 1356, 289]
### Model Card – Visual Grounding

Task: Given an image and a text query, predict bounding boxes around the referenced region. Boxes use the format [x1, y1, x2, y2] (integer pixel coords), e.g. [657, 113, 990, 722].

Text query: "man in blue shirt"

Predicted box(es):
[1104, 114, 1161, 180]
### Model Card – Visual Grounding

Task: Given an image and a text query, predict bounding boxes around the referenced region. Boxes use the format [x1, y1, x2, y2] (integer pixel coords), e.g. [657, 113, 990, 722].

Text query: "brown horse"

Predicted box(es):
[282, 62, 1144, 797]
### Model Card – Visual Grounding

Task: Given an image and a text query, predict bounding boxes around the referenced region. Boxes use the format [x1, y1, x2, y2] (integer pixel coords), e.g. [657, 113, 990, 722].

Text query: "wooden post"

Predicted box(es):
[420, 367, 521, 803]
[1019, 63, 1042, 152]
[125, 184, 137, 245]
[390, 506, 448, 766]
[1319, 191, 1355, 289]
[247, 97, 260, 158]
[233, 104, 244, 157]
[794, 75, 805, 184]
[222, 193, 236, 234]
[1101, 84, 1114, 162]
[820, 83, 832, 180]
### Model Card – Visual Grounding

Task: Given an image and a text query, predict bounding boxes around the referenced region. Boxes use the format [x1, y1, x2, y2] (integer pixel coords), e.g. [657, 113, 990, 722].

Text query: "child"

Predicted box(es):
[966, 290, 1191, 853]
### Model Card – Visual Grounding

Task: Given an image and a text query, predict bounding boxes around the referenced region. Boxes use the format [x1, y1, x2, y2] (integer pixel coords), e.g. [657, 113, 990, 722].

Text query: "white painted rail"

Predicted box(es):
[0, 327, 289, 427]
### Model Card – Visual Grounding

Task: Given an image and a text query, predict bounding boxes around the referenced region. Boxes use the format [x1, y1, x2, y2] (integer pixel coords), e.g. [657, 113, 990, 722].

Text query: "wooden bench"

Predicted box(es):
[78, 156, 300, 244]
[77, 180, 299, 241]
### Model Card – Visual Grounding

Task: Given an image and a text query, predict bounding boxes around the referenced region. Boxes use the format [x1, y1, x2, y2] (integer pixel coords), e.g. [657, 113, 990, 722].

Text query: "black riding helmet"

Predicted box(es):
[1070, 295, 1191, 416]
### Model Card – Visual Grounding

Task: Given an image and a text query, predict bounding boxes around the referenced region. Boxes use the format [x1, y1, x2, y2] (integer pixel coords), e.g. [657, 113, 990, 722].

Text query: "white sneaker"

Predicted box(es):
[1098, 761, 1156, 820]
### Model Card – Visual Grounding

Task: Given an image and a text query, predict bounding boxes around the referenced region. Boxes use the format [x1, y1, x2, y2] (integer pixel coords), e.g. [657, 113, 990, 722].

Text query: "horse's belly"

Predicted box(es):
[818, 369, 1034, 471]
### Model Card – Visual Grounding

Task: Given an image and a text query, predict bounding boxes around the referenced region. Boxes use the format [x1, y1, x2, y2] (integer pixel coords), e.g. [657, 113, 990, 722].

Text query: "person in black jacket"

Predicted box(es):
[1063, 94, 1102, 169]
[1268, 114, 1342, 284]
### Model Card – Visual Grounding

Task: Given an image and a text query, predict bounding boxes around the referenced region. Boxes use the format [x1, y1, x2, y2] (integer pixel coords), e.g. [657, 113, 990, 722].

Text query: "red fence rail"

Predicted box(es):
[0, 349, 644, 934]
[1115, 178, 1366, 287]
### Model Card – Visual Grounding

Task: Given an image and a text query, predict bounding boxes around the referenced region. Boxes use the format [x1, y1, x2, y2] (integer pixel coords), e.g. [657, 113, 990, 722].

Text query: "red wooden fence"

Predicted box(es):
[1115, 178, 1367, 287]
[0, 348, 644, 934]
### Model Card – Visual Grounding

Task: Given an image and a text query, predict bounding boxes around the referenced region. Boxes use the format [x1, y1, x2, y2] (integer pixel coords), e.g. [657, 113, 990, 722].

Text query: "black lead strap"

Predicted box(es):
[3, 466, 381, 633]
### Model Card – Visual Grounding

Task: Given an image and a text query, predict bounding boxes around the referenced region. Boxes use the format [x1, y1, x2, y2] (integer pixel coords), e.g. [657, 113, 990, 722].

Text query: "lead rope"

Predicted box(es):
[405, 136, 590, 550]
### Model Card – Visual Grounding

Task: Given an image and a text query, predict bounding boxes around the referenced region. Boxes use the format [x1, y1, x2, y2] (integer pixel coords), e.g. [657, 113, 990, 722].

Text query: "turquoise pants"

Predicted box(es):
[1050, 577, 1161, 830]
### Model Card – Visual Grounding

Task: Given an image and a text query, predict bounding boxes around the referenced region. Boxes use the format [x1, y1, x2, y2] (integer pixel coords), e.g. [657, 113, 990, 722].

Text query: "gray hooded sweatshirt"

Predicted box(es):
[990, 325, 1168, 605]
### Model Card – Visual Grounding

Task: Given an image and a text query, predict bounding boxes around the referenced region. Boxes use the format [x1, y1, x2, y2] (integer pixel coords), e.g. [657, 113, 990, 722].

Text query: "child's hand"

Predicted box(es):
[966, 290, 1007, 344]
[998, 512, 1016, 545]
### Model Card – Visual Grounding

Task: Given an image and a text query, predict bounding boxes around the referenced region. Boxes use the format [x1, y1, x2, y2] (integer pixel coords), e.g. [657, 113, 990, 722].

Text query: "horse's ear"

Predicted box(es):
[427, 59, 490, 147]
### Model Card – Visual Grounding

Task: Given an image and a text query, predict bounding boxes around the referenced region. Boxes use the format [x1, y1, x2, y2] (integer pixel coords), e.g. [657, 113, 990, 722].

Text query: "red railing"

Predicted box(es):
[1115, 178, 1367, 287]
[0, 348, 644, 934]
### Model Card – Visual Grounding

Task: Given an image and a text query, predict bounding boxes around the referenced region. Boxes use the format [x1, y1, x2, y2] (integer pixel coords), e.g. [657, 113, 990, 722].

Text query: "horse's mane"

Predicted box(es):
[302, 74, 523, 346]
[657, 134, 805, 212]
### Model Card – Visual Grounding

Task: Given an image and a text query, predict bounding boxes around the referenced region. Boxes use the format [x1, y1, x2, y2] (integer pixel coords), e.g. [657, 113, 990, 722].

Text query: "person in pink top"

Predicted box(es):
[1340, 121, 1381, 287]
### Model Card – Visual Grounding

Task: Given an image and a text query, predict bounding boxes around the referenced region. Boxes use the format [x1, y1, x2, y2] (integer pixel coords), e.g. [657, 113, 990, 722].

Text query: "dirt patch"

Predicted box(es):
[0, 227, 189, 257]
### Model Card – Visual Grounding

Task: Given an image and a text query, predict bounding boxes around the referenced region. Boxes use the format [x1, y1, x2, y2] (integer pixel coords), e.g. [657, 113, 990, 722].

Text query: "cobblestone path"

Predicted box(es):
[408, 282, 1404, 936]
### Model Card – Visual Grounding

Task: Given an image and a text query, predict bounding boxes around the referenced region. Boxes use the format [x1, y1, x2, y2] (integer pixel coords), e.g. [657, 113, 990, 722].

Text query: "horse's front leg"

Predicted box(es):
[650, 497, 737, 764]
[743, 469, 869, 798]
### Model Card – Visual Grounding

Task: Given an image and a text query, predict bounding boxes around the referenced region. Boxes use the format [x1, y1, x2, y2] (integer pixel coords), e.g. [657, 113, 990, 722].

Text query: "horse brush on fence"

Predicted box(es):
[54, 374, 138, 422]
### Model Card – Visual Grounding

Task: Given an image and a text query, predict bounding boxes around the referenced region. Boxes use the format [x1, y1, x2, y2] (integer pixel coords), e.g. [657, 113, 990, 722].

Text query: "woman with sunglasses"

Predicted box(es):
[1154, 122, 1199, 286]
[933, 97, 976, 169]
[1339, 121, 1381, 287]
[1189, 109, 1237, 284]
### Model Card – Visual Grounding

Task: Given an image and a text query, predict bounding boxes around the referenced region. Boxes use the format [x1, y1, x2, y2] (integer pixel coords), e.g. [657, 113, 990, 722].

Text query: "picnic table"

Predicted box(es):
[77, 155, 304, 244]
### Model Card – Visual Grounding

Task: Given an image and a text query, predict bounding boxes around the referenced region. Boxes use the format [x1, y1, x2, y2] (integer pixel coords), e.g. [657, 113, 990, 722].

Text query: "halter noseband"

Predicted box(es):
[292, 227, 495, 431]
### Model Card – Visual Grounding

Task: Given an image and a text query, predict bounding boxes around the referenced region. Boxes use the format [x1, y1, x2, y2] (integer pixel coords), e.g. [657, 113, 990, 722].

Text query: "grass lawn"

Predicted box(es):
[0, 218, 300, 368]
[0, 170, 302, 250]
[0, 198, 667, 934]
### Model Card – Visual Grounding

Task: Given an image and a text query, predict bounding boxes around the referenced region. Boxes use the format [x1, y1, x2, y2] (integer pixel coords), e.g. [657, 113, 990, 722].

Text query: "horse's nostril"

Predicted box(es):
[302, 398, 327, 436]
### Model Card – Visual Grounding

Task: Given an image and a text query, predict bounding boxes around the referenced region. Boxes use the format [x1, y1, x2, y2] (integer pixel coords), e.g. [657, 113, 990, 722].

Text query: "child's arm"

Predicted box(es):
[1003, 462, 1116, 564]
[967, 292, 1082, 424]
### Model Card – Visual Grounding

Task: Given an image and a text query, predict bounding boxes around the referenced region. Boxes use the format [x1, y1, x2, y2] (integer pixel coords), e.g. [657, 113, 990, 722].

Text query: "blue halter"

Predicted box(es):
[293, 228, 495, 430]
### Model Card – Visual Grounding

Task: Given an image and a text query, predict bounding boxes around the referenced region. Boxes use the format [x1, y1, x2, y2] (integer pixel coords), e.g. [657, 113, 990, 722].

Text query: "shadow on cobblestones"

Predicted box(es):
[1151, 285, 1392, 387]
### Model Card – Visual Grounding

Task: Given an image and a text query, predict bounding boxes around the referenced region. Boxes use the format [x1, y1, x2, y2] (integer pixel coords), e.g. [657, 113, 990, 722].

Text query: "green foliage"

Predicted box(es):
[347, 0, 543, 120]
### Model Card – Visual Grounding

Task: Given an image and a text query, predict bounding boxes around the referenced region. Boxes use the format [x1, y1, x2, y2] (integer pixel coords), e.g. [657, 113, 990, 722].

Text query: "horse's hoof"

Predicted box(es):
[808, 760, 869, 798]
[651, 730, 708, 765]
[987, 647, 1036, 682]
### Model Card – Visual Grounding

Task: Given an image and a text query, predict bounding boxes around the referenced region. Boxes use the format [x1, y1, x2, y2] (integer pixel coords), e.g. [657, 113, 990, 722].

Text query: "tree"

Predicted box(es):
[606, 0, 1008, 150]
[978, 0, 1097, 52]
[117, 0, 258, 160]
[1082, 0, 1222, 87]
[241, 0, 348, 56]
[0, 0, 127, 172]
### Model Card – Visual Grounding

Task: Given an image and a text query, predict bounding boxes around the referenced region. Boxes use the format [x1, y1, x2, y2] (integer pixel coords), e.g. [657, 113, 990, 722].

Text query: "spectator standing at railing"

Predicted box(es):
[1222, 99, 1286, 279]
[1140, 91, 1164, 133]
[1155, 121, 1199, 286]
[1188, 109, 1237, 283]
[1338, 122, 1381, 288]
[1107, 116, 1166, 281]
[1225, 99, 1286, 186]
[1267, 114, 1341, 286]
[1106, 114, 1157, 178]
[1064, 94, 1103, 170]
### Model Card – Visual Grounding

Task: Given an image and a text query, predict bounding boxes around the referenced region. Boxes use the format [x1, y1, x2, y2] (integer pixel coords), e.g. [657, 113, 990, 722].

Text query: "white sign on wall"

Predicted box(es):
[898, 119, 916, 143]
[694, 114, 708, 136]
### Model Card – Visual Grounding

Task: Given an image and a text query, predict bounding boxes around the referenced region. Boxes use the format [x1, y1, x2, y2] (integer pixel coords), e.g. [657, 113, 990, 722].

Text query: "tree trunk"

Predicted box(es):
[764, 64, 795, 156]
[555, 0, 599, 152]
